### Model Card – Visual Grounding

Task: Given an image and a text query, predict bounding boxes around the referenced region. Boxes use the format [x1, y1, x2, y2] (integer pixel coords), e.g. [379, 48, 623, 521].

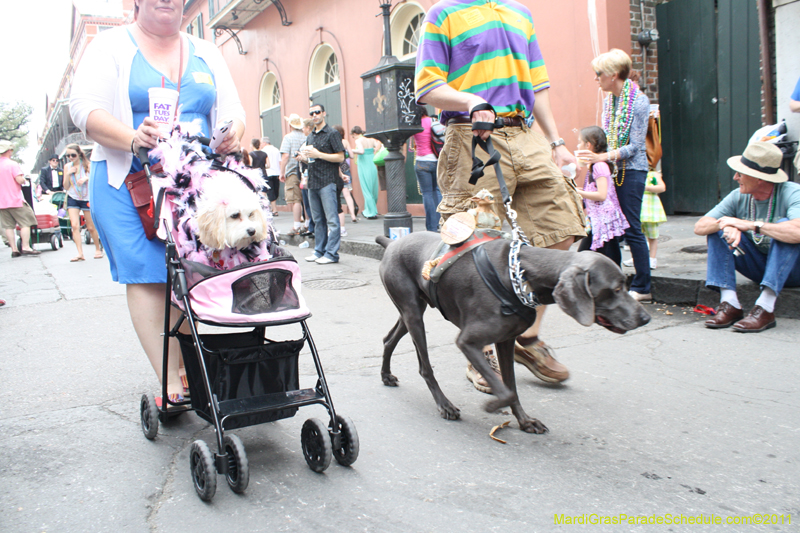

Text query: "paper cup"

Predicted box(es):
[574, 150, 591, 167]
[148, 87, 179, 136]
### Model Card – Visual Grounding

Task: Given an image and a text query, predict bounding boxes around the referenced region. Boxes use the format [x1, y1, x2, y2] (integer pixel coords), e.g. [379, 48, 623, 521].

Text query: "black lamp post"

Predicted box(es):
[361, 0, 422, 237]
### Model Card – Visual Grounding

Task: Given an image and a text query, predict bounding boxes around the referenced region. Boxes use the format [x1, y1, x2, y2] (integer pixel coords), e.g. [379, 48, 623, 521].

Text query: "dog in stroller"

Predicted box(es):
[139, 127, 359, 502]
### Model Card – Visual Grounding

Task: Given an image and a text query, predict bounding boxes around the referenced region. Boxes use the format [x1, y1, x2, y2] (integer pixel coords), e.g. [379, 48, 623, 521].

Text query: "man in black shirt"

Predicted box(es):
[299, 104, 345, 264]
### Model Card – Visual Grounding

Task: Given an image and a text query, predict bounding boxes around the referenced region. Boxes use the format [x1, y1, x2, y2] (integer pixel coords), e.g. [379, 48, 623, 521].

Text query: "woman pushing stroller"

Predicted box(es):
[70, 0, 246, 402]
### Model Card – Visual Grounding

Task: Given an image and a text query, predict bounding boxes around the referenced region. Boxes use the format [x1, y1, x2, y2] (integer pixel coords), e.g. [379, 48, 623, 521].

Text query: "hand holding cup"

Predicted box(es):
[574, 150, 594, 167]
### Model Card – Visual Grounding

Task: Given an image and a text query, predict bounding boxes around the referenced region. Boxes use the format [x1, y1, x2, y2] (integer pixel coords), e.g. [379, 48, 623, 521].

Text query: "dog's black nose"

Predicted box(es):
[247, 228, 256, 236]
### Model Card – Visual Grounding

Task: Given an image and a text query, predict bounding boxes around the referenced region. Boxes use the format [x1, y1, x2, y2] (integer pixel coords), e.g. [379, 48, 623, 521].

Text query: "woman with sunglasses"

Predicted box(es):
[63, 144, 103, 261]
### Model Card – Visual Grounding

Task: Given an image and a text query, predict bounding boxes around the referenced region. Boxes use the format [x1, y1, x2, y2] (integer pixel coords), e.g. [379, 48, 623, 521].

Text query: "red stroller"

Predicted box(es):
[137, 135, 358, 502]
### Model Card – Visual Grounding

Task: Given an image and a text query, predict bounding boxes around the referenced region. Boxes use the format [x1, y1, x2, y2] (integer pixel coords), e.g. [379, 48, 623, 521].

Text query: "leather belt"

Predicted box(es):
[447, 115, 524, 128]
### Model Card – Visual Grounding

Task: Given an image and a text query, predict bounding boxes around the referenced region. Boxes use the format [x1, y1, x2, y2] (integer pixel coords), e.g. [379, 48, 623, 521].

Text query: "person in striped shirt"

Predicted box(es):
[415, 0, 585, 391]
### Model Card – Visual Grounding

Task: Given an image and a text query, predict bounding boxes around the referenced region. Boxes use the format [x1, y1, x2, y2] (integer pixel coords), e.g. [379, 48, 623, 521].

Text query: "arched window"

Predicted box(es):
[403, 13, 424, 56]
[259, 72, 282, 140]
[324, 54, 339, 86]
[271, 82, 280, 107]
[259, 72, 280, 114]
[390, 2, 426, 61]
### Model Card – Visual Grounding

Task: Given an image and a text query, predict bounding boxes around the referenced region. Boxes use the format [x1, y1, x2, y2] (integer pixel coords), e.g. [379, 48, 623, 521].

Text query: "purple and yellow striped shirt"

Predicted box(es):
[415, 0, 550, 121]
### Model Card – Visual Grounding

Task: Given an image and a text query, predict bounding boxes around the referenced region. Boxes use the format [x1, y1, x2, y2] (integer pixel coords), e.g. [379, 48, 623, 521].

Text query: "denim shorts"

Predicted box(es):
[67, 196, 90, 210]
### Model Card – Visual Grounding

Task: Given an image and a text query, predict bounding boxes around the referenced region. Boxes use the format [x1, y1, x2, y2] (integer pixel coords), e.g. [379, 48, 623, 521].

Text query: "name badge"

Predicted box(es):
[192, 72, 214, 85]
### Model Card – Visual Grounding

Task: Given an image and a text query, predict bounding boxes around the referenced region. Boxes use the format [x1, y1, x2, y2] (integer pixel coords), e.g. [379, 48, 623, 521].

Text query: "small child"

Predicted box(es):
[575, 126, 629, 266]
[624, 170, 667, 269]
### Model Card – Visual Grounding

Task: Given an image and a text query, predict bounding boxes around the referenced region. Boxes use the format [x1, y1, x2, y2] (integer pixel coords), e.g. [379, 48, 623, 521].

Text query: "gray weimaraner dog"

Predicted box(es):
[377, 232, 651, 433]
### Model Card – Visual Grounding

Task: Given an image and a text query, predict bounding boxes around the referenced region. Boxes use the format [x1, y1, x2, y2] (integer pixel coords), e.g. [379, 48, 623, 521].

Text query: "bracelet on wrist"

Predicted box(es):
[130, 137, 137, 155]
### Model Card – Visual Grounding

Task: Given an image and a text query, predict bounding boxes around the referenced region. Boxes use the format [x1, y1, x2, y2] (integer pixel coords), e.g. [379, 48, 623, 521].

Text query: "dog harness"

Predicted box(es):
[422, 229, 537, 323]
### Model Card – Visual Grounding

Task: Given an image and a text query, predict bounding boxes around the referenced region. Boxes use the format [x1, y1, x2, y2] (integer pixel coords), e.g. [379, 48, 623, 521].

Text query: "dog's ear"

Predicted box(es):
[196, 202, 228, 250]
[553, 265, 595, 326]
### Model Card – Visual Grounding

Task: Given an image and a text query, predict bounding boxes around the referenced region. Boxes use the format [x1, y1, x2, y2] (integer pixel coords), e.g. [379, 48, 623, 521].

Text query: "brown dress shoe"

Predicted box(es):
[704, 301, 744, 329]
[514, 341, 569, 383]
[732, 305, 776, 333]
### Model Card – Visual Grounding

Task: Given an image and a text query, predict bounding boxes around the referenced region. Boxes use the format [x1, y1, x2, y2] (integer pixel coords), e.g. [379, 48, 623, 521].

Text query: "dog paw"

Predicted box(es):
[519, 418, 549, 434]
[438, 402, 461, 420]
[484, 394, 517, 414]
[382, 373, 399, 387]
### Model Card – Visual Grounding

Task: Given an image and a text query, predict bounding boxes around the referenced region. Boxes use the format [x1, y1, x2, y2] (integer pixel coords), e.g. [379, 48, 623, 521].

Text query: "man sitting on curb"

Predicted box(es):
[694, 141, 800, 332]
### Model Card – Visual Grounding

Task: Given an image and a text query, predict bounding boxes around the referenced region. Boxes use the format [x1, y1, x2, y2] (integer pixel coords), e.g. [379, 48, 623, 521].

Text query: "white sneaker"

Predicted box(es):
[622, 258, 634, 267]
[650, 257, 657, 269]
[315, 256, 336, 264]
[305, 254, 320, 262]
[341, 228, 348, 237]
[628, 290, 652, 303]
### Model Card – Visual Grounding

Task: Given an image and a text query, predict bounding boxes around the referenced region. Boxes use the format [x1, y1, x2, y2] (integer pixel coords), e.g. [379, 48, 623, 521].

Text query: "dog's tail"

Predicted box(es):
[376, 235, 393, 249]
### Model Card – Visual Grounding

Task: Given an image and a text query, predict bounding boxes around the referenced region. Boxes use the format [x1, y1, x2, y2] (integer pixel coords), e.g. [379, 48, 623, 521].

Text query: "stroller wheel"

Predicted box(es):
[301, 418, 332, 473]
[190, 440, 217, 502]
[140, 393, 159, 440]
[223, 434, 249, 493]
[83, 229, 92, 245]
[329, 415, 359, 467]
[50, 234, 59, 251]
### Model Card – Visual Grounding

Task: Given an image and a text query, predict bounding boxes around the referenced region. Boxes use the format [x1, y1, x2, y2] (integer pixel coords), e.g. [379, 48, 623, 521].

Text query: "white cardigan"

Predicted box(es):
[70, 25, 246, 189]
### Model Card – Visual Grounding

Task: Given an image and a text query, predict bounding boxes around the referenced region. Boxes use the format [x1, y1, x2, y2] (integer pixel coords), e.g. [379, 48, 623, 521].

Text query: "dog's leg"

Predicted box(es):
[456, 334, 517, 414]
[381, 318, 407, 386]
[495, 339, 548, 434]
[401, 303, 461, 421]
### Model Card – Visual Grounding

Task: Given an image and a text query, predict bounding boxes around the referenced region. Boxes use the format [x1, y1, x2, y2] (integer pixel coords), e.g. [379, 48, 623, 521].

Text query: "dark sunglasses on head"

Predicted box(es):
[309, 110, 322, 116]
[67, 153, 78, 158]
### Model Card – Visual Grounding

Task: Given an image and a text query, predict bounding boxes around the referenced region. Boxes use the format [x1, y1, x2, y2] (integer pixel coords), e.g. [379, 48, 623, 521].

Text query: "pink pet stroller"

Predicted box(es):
[136, 134, 359, 502]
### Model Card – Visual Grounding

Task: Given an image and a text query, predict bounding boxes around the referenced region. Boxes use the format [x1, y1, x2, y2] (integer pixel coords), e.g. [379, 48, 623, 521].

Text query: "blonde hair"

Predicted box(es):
[591, 49, 632, 80]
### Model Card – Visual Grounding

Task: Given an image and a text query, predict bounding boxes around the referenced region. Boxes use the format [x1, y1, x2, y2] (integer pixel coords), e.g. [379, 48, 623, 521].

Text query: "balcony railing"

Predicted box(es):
[208, 0, 290, 30]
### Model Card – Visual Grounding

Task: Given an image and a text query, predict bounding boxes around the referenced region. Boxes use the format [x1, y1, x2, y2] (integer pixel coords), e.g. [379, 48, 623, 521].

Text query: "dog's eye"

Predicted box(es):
[230, 212, 241, 220]
[249, 212, 256, 220]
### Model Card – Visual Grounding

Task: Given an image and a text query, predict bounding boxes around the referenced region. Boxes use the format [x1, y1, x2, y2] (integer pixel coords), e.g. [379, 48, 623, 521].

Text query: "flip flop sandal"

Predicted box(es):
[94, 253, 104, 259]
[70, 256, 85, 262]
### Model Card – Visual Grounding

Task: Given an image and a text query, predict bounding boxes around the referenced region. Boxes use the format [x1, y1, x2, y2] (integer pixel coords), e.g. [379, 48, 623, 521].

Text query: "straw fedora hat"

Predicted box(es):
[727, 141, 788, 183]
[285, 114, 303, 130]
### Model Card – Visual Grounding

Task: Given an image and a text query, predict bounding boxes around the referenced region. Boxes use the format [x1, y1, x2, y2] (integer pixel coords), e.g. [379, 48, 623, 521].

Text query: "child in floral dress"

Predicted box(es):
[576, 126, 629, 266]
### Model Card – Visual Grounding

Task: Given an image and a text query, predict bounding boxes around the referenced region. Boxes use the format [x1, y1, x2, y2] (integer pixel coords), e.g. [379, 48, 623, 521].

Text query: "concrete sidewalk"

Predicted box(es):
[271, 211, 800, 319]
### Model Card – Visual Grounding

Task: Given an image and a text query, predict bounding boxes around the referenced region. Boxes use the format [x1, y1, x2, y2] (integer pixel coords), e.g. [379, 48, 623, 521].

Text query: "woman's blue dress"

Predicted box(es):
[89, 35, 216, 284]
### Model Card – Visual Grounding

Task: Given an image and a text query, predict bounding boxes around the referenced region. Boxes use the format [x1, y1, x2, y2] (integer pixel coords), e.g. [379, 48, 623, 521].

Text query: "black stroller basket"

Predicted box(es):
[177, 329, 303, 430]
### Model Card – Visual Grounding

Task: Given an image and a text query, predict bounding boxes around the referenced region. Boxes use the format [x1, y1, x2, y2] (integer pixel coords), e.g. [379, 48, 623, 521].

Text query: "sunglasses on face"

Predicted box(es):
[309, 110, 322, 116]
[67, 153, 78, 158]
[594, 71, 603, 78]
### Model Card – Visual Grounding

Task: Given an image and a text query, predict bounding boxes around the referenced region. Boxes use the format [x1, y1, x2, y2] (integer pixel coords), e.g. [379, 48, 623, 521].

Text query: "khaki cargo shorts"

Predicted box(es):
[437, 124, 586, 248]
[0, 204, 38, 230]
[284, 171, 301, 204]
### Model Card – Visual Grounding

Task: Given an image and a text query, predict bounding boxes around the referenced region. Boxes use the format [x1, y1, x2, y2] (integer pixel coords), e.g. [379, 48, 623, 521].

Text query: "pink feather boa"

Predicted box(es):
[149, 123, 275, 270]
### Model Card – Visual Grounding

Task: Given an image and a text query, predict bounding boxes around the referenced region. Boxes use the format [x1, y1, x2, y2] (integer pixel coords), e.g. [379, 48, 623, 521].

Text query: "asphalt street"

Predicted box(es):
[0, 237, 798, 532]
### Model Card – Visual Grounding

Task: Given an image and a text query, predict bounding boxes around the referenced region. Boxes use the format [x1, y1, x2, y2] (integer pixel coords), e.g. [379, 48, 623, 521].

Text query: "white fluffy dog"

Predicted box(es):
[196, 172, 269, 252]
